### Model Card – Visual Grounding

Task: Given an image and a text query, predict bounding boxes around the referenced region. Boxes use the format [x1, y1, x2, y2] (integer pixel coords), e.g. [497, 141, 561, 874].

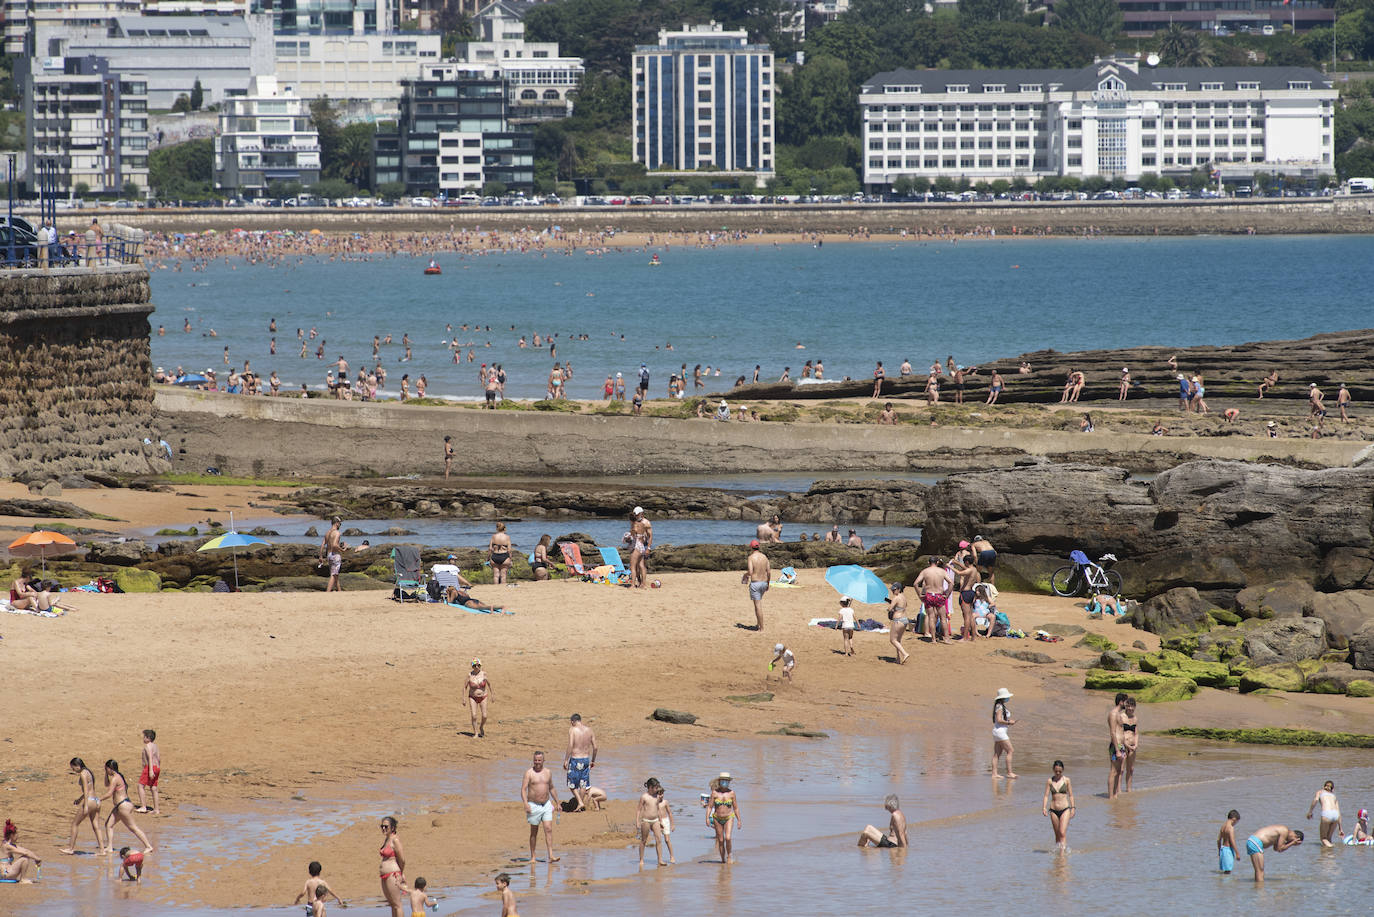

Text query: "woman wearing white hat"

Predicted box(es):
[702, 772, 740, 863]
[991, 688, 1017, 779]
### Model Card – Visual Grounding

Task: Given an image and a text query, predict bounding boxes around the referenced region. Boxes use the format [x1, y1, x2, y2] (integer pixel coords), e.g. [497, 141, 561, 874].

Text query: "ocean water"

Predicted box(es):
[149, 235, 1374, 402]
[18, 729, 1372, 916]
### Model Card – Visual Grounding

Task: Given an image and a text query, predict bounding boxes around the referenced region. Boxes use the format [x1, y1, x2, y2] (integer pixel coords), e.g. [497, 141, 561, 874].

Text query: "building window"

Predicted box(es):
[1288, 81, 1311, 90]
[978, 138, 992, 149]
[1019, 83, 1041, 92]
[1237, 81, 1259, 91]
[1142, 155, 1156, 166]
[1068, 136, 1081, 149]
[925, 157, 938, 168]
[1201, 82, 1222, 91]
[943, 157, 956, 168]
[947, 84, 968, 93]
[979, 157, 992, 167]
[1068, 155, 1081, 167]
[960, 156, 974, 167]
[1015, 156, 1029, 167]
[983, 84, 1005, 93]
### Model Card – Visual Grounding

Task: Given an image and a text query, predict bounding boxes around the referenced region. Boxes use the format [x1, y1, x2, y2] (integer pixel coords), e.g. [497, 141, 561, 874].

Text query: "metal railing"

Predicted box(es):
[0, 227, 145, 269]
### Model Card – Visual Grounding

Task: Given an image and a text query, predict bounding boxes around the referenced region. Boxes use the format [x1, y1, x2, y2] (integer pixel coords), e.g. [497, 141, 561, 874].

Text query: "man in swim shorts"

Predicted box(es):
[520, 752, 560, 862]
[970, 534, 997, 583]
[318, 517, 344, 592]
[1245, 824, 1302, 881]
[1217, 809, 1240, 873]
[744, 540, 771, 631]
[857, 795, 907, 848]
[564, 714, 597, 812]
[915, 557, 950, 643]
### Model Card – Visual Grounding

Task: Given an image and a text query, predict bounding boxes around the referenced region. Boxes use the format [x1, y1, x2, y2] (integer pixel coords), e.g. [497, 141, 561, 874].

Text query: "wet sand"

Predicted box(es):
[4, 568, 1374, 910]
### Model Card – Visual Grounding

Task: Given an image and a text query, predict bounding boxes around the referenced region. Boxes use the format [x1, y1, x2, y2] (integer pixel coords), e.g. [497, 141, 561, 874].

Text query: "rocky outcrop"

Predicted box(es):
[922, 460, 1374, 598]
[1235, 580, 1315, 619]
[1131, 588, 1217, 637]
[1307, 592, 1374, 650]
[0, 266, 168, 479]
[1240, 617, 1328, 667]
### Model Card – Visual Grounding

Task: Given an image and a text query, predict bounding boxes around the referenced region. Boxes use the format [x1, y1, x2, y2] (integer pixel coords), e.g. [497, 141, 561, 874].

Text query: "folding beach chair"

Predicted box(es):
[391, 544, 425, 601]
[596, 546, 633, 585]
[431, 563, 461, 593]
[558, 542, 588, 576]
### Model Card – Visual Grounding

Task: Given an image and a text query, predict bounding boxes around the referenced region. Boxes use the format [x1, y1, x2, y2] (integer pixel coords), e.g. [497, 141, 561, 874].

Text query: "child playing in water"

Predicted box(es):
[496, 873, 519, 916]
[407, 876, 437, 914]
[1347, 808, 1372, 844]
[312, 885, 330, 917]
[636, 778, 666, 867]
[119, 846, 143, 882]
[293, 861, 344, 908]
[1217, 809, 1241, 873]
[656, 784, 676, 864]
[769, 643, 795, 682]
[837, 597, 856, 656]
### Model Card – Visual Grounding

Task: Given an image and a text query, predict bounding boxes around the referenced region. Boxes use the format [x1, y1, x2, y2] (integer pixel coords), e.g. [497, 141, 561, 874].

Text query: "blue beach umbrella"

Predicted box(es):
[824, 564, 890, 604]
[198, 524, 269, 589]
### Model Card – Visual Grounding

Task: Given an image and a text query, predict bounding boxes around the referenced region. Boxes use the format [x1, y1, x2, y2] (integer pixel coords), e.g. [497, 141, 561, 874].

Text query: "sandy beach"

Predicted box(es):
[4, 561, 1374, 910]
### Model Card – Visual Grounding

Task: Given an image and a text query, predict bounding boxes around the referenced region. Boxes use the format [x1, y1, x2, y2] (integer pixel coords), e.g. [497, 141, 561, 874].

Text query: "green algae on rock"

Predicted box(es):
[1159, 727, 1374, 748]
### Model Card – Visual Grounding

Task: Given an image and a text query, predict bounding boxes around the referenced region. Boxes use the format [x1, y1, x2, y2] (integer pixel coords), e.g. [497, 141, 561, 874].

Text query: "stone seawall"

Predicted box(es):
[66, 197, 1374, 237]
[154, 388, 1366, 478]
[0, 266, 167, 479]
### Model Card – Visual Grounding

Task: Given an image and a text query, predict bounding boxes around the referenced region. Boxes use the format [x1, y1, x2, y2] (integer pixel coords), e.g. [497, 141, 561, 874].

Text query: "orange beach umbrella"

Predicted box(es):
[8, 530, 78, 574]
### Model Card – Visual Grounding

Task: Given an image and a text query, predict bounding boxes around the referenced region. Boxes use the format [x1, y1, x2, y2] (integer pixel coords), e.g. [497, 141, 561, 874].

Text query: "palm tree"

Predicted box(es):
[1156, 23, 1216, 67]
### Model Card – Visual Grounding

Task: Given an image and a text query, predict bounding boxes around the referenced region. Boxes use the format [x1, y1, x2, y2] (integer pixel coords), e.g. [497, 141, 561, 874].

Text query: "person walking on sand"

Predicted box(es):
[637, 778, 667, 867]
[564, 714, 597, 812]
[1245, 825, 1303, 881]
[1218, 810, 1241, 874]
[743, 539, 770, 631]
[837, 596, 856, 656]
[991, 688, 1017, 779]
[1307, 780, 1343, 846]
[136, 729, 161, 815]
[629, 506, 652, 588]
[102, 760, 153, 853]
[60, 757, 106, 854]
[489, 522, 513, 585]
[1107, 692, 1127, 800]
[857, 794, 907, 848]
[377, 816, 406, 917]
[703, 773, 740, 863]
[520, 752, 560, 863]
[916, 557, 951, 643]
[467, 659, 491, 738]
[319, 517, 344, 592]
[443, 435, 454, 479]
[887, 582, 911, 665]
[1042, 760, 1075, 850]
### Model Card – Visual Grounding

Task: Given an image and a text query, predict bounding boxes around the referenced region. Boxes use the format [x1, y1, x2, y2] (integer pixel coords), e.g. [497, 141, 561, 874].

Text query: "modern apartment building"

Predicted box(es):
[35, 14, 273, 109]
[1112, 0, 1334, 37]
[215, 75, 321, 195]
[859, 60, 1336, 188]
[451, 1, 584, 123]
[373, 64, 533, 193]
[24, 55, 149, 196]
[632, 22, 775, 176]
[270, 31, 441, 114]
[2, 0, 139, 55]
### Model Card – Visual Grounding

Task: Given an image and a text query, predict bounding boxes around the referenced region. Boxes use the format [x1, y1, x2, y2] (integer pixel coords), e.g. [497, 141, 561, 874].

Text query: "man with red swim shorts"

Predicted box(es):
[915, 557, 952, 644]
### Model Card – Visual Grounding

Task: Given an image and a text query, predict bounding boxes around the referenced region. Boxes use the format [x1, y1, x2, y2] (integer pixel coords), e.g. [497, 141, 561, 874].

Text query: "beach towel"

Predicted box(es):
[0, 600, 65, 618]
[444, 601, 513, 616]
[809, 617, 888, 634]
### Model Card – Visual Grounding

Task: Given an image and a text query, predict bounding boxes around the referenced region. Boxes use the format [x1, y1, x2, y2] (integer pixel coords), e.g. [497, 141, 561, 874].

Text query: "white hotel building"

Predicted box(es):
[632, 22, 775, 177]
[860, 59, 1336, 188]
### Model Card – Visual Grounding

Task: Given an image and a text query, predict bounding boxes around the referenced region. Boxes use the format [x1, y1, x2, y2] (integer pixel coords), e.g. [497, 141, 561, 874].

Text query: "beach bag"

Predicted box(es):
[427, 579, 444, 602]
[95, 576, 120, 593]
[991, 611, 1010, 637]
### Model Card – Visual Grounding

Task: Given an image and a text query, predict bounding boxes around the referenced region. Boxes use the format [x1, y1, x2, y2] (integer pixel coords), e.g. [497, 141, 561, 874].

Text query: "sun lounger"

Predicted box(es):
[596, 546, 633, 584]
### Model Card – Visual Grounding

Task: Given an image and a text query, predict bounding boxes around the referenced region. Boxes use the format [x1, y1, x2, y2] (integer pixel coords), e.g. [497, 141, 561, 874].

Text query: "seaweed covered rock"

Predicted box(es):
[1137, 649, 1231, 688]
[1235, 579, 1315, 620]
[114, 568, 160, 593]
[1238, 660, 1324, 693]
[1131, 587, 1215, 637]
[1084, 670, 1198, 702]
[1304, 663, 1374, 697]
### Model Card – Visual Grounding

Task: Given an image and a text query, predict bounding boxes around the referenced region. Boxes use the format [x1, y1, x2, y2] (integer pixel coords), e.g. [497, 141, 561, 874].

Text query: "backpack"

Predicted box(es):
[426, 579, 443, 601]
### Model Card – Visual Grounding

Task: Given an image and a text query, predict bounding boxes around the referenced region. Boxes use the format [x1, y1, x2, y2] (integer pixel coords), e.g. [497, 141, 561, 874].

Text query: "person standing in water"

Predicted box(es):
[1307, 780, 1342, 846]
[703, 773, 740, 864]
[1217, 810, 1241, 874]
[991, 688, 1017, 778]
[1245, 825, 1303, 881]
[1041, 760, 1075, 851]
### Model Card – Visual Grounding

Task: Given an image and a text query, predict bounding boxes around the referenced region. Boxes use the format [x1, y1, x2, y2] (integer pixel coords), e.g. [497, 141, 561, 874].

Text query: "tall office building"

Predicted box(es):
[632, 22, 775, 176]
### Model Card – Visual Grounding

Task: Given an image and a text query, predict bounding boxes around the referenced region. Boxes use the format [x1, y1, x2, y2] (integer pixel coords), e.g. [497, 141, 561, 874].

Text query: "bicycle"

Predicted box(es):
[1050, 550, 1122, 598]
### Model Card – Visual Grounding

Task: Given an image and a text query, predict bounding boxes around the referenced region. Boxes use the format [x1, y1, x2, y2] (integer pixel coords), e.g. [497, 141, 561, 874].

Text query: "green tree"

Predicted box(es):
[959, 0, 1023, 24]
[482, 179, 508, 197]
[309, 98, 342, 177]
[309, 178, 356, 201]
[267, 180, 303, 199]
[1053, 0, 1122, 41]
[190, 79, 204, 111]
[171, 94, 191, 113]
[990, 178, 1011, 195]
[331, 121, 375, 188]
[570, 71, 630, 131]
[377, 180, 405, 201]
[778, 55, 857, 144]
[74, 181, 91, 198]
[1155, 24, 1215, 66]
[149, 138, 213, 198]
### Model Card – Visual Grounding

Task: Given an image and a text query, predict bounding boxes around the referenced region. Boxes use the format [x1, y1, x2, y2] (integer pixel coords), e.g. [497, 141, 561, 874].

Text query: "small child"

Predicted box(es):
[769, 643, 795, 682]
[656, 784, 676, 864]
[137, 729, 161, 815]
[407, 876, 436, 916]
[1351, 808, 1372, 844]
[119, 846, 143, 882]
[1217, 809, 1240, 873]
[293, 861, 344, 908]
[312, 885, 330, 917]
[496, 872, 519, 917]
[837, 597, 856, 656]
[637, 777, 666, 867]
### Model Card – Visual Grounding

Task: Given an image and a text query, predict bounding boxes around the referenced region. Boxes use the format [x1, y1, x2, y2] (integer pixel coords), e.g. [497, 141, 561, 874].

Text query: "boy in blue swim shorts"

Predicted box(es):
[1217, 809, 1240, 873]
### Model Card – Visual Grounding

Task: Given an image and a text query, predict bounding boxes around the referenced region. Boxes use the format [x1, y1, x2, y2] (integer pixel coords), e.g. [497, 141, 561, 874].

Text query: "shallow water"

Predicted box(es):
[18, 730, 1372, 916]
[134, 515, 924, 552]
[149, 235, 1374, 402]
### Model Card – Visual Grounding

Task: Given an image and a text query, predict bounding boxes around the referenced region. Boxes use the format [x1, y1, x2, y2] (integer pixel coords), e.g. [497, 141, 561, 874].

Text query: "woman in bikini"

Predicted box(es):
[60, 757, 106, 854]
[489, 523, 512, 585]
[378, 815, 406, 916]
[531, 535, 551, 582]
[466, 659, 491, 738]
[10, 570, 53, 613]
[1041, 760, 1075, 851]
[1, 819, 41, 883]
[887, 582, 911, 665]
[1120, 698, 1139, 793]
[702, 773, 740, 863]
[102, 760, 153, 853]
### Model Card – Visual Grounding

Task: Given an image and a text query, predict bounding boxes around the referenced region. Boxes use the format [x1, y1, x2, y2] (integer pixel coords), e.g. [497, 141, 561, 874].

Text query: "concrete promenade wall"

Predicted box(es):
[155, 388, 1366, 479]
[0, 265, 168, 479]
[66, 197, 1374, 237]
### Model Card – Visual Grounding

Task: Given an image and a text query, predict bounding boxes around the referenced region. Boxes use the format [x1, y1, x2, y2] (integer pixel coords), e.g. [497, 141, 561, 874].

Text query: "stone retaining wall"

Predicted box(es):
[0, 265, 167, 478]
